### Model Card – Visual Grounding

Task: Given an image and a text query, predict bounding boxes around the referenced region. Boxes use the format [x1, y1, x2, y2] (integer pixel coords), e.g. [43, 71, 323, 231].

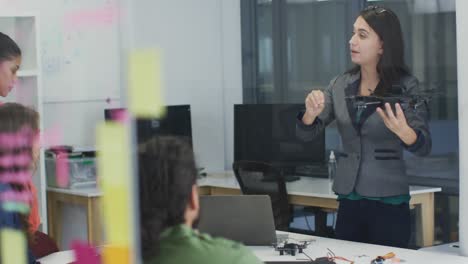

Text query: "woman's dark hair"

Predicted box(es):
[0, 103, 39, 243]
[0, 32, 21, 62]
[138, 136, 197, 261]
[347, 5, 410, 95]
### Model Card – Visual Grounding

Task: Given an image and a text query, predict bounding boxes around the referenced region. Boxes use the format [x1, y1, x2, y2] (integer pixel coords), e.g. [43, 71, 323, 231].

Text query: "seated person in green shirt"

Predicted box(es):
[138, 136, 263, 264]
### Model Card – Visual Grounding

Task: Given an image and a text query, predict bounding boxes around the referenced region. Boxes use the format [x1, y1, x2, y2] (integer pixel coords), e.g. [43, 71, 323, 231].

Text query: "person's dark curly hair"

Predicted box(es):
[138, 136, 197, 261]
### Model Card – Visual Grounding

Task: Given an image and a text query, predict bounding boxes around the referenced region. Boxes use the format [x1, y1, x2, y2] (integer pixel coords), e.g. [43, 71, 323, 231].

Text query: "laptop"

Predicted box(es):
[197, 195, 277, 246]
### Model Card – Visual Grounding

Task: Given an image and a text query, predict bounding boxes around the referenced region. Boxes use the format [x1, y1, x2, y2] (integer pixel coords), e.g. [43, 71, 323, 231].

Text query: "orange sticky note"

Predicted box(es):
[102, 245, 130, 264]
[128, 49, 166, 118]
[97, 123, 132, 246]
[1, 228, 27, 264]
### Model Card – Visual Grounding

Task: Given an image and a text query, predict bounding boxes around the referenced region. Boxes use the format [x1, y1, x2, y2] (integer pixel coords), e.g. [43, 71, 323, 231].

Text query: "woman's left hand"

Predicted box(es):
[376, 103, 417, 145]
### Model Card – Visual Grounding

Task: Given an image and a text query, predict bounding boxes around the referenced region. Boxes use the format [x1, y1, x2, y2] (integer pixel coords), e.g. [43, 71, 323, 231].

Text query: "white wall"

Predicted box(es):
[456, 0, 467, 256]
[129, 0, 242, 172]
[221, 1, 243, 171]
[0, 0, 122, 147]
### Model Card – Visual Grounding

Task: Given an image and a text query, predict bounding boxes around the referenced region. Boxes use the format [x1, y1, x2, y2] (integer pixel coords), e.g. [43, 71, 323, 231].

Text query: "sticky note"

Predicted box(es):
[0, 190, 32, 203]
[71, 240, 101, 264]
[128, 49, 166, 118]
[102, 245, 130, 264]
[2, 201, 30, 214]
[0, 171, 31, 184]
[1, 228, 27, 264]
[96, 123, 131, 245]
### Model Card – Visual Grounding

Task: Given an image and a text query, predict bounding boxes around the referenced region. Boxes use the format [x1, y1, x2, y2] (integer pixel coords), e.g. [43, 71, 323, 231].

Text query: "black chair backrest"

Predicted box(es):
[232, 160, 291, 230]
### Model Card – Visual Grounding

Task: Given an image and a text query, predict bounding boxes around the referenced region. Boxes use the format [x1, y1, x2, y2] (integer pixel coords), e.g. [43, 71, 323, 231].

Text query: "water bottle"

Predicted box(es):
[328, 151, 337, 190]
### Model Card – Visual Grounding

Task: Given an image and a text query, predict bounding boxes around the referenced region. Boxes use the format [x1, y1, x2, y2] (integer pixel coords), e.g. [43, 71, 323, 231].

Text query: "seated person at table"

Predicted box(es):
[138, 136, 262, 264]
[0, 103, 40, 263]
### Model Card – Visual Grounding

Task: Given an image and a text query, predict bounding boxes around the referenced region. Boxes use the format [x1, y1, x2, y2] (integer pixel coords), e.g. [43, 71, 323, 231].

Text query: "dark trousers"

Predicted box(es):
[335, 199, 410, 248]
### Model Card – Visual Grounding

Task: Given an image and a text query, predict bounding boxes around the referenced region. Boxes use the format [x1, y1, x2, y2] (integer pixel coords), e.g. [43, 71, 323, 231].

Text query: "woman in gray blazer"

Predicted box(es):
[296, 6, 431, 248]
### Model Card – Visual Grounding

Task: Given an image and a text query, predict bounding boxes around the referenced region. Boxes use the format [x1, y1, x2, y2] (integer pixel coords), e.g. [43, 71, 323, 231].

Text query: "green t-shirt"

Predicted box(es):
[338, 191, 410, 205]
[146, 224, 263, 264]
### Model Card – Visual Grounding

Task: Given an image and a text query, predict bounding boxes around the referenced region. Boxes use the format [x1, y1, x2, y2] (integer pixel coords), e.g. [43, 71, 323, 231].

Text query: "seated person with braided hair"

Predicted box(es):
[138, 136, 262, 264]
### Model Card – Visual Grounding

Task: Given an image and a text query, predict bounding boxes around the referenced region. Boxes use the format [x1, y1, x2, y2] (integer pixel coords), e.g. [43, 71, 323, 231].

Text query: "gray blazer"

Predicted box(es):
[296, 72, 431, 197]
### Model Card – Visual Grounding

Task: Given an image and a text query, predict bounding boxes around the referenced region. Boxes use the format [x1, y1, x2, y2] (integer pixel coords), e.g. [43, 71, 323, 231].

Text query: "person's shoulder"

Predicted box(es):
[337, 71, 360, 84]
[156, 226, 262, 264]
[325, 72, 359, 91]
[195, 232, 262, 264]
[400, 73, 418, 84]
[399, 73, 419, 93]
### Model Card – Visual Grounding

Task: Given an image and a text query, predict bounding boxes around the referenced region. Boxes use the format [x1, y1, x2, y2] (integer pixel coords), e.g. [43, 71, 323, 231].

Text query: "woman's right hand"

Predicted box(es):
[303, 90, 325, 125]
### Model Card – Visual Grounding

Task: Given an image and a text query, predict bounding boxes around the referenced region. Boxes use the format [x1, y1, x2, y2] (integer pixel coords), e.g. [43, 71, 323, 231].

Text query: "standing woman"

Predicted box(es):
[0, 32, 21, 97]
[296, 6, 431, 248]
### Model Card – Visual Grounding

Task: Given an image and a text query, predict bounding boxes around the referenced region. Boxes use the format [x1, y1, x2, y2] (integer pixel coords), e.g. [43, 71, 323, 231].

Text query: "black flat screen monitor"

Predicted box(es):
[234, 104, 325, 169]
[104, 105, 192, 145]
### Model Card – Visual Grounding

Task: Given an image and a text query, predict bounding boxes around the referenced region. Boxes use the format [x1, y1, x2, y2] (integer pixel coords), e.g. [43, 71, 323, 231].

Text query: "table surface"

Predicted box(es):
[37, 231, 468, 264]
[47, 171, 441, 198]
[198, 171, 442, 198]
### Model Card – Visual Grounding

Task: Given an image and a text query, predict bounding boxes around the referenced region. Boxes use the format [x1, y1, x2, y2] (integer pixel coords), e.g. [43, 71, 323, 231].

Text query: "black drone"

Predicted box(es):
[273, 241, 310, 256]
[346, 87, 437, 112]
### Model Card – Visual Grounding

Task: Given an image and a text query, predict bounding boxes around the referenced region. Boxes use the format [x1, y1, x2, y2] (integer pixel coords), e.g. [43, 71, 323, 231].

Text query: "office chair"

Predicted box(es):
[232, 161, 292, 231]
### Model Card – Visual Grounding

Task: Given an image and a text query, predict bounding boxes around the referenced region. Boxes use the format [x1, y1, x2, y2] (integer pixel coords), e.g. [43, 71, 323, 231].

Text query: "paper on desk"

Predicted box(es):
[1, 228, 27, 264]
[128, 49, 166, 118]
[97, 123, 132, 251]
[36, 250, 75, 264]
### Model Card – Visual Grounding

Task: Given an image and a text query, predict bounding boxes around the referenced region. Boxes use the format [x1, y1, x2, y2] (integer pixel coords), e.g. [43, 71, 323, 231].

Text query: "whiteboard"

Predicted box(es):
[0, 0, 121, 102]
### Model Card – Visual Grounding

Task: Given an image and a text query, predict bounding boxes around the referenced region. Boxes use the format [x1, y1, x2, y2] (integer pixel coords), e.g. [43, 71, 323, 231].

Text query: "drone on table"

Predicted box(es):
[345, 87, 438, 112]
[273, 240, 311, 256]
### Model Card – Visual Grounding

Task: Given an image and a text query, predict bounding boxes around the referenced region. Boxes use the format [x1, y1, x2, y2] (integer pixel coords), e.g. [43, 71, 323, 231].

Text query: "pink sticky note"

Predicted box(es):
[40, 124, 63, 147]
[0, 190, 32, 203]
[0, 171, 32, 185]
[64, 4, 120, 31]
[71, 240, 101, 264]
[0, 153, 32, 167]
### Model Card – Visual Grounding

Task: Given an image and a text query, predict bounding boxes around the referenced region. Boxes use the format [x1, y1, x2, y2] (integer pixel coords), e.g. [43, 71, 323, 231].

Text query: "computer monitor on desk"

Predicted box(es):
[104, 105, 193, 145]
[234, 104, 326, 178]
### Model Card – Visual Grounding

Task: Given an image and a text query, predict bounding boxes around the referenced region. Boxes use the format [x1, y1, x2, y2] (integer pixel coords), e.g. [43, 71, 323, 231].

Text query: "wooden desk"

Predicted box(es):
[47, 187, 102, 247]
[198, 171, 442, 247]
[46, 172, 441, 248]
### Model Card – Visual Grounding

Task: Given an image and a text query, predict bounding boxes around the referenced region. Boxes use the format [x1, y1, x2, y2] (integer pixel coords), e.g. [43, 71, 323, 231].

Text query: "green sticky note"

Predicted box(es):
[2, 201, 30, 214]
[128, 49, 166, 118]
[1, 228, 27, 264]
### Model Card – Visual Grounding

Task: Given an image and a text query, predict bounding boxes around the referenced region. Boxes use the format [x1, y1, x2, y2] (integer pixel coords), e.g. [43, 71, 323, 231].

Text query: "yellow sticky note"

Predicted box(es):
[1, 228, 27, 264]
[128, 49, 166, 118]
[97, 123, 131, 245]
[102, 245, 131, 264]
